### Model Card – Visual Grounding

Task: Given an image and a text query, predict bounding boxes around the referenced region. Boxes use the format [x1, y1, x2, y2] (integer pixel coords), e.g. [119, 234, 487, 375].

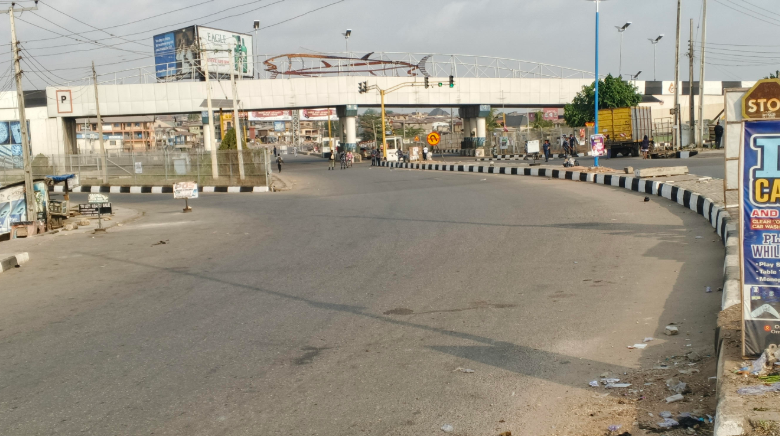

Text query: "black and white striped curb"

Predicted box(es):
[0, 252, 29, 274]
[379, 159, 741, 435]
[51, 185, 269, 194]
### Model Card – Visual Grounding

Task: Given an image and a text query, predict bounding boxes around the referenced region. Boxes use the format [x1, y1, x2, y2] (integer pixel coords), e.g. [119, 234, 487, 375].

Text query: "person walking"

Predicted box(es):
[714, 121, 724, 149]
[422, 146, 428, 161]
[641, 135, 650, 159]
[569, 134, 578, 157]
[543, 139, 551, 162]
[328, 149, 336, 170]
[562, 136, 570, 157]
[273, 145, 277, 157]
[276, 155, 284, 173]
[346, 151, 353, 168]
[340, 150, 347, 170]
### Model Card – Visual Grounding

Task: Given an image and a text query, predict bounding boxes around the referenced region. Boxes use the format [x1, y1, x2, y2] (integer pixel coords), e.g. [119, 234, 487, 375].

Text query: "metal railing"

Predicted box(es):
[0, 149, 271, 187]
[57, 52, 597, 86]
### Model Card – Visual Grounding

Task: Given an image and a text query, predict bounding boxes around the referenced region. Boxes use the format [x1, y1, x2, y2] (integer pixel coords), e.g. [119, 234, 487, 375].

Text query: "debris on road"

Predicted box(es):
[665, 394, 684, 403]
[152, 240, 169, 246]
[644, 197, 650, 202]
[658, 417, 679, 428]
[589, 380, 599, 387]
[605, 383, 632, 389]
[664, 325, 679, 336]
[666, 378, 687, 394]
[627, 344, 648, 350]
[454, 367, 475, 373]
[643, 337, 654, 343]
[705, 286, 712, 293]
[440, 424, 454, 433]
[737, 383, 780, 395]
[608, 424, 621, 432]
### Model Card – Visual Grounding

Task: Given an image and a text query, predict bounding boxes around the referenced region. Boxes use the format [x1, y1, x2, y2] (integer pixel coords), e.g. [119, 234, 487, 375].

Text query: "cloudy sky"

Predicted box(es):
[0, 0, 776, 92]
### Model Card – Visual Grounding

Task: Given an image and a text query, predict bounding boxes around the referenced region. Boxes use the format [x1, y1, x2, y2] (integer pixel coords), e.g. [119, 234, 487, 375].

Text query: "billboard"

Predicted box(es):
[153, 26, 253, 81]
[740, 120, 780, 356]
[301, 109, 336, 121]
[249, 110, 293, 121]
[0, 121, 30, 169]
[197, 26, 253, 79]
[153, 26, 197, 80]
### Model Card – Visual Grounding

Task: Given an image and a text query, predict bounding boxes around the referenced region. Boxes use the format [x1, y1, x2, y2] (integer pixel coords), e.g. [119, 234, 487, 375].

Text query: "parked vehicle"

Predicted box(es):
[597, 107, 653, 157]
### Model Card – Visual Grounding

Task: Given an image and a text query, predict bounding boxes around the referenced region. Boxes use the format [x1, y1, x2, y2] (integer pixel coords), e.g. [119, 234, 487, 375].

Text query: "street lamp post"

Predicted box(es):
[648, 34, 664, 81]
[615, 22, 632, 77]
[342, 29, 351, 75]
[589, 0, 605, 167]
[253, 20, 260, 79]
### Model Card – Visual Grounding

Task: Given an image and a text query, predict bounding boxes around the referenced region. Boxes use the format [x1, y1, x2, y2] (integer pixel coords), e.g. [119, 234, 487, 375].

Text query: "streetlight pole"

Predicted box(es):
[253, 20, 260, 80]
[648, 35, 664, 81]
[594, 0, 601, 167]
[342, 29, 352, 76]
[615, 22, 632, 77]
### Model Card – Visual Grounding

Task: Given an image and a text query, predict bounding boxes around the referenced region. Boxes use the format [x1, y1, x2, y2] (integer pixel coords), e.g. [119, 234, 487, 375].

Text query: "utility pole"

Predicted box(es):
[698, 0, 708, 148]
[380, 90, 387, 159]
[688, 19, 695, 145]
[673, 0, 682, 149]
[5, 2, 38, 222]
[202, 49, 219, 179]
[92, 62, 108, 183]
[230, 48, 245, 180]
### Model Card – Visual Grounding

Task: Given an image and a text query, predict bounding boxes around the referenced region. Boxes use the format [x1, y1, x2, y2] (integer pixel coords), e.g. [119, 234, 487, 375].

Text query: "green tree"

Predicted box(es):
[485, 108, 501, 132]
[530, 111, 553, 129]
[219, 128, 246, 150]
[563, 74, 642, 127]
[765, 70, 779, 79]
[393, 125, 425, 139]
[359, 111, 383, 142]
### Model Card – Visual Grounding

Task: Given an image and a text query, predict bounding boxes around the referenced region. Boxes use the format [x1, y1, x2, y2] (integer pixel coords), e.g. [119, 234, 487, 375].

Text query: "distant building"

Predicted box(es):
[76, 116, 156, 152]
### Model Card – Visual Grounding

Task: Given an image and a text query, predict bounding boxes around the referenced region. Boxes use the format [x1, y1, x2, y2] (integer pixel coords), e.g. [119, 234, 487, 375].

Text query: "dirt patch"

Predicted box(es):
[561, 354, 717, 435]
[718, 304, 741, 330]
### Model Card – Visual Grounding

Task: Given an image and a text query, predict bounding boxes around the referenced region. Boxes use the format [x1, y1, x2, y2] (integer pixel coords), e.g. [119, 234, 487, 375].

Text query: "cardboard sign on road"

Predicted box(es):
[173, 182, 199, 199]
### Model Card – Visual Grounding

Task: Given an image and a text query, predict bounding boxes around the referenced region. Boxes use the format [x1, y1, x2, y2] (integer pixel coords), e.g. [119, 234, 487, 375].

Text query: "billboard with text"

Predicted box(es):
[153, 25, 253, 81]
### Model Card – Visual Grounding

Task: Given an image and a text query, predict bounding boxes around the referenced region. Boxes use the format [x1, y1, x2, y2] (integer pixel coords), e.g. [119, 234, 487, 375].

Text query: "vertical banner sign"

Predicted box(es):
[590, 134, 606, 157]
[741, 120, 780, 356]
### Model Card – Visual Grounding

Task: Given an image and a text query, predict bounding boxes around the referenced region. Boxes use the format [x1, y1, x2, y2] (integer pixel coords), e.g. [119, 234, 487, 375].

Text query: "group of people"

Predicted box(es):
[539, 134, 579, 162]
[329, 150, 354, 170]
[370, 148, 384, 166]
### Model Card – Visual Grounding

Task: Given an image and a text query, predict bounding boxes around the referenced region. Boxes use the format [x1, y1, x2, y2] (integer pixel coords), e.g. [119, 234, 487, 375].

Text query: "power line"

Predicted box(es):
[733, 0, 780, 20]
[259, 0, 345, 30]
[15, 15, 149, 56]
[38, 1, 150, 49]
[711, 0, 780, 28]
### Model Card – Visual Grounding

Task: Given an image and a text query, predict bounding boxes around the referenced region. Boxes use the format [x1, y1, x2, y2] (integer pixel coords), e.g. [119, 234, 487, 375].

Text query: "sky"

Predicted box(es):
[0, 0, 776, 92]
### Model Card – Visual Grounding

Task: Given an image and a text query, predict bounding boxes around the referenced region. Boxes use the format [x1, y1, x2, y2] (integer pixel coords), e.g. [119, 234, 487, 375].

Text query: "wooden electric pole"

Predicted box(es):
[689, 19, 695, 144]
[92, 62, 108, 183]
[4, 2, 38, 221]
[698, 0, 708, 148]
[673, 0, 682, 149]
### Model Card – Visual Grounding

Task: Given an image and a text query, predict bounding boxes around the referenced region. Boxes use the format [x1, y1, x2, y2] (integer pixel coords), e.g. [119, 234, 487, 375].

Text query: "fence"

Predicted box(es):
[0, 149, 271, 187]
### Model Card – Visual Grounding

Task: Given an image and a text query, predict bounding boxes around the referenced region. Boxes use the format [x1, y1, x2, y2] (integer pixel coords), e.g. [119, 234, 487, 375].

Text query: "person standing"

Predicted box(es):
[543, 140, 551, 162]
[714, 121, 724, 149]
[562, 136, 570, 157]
[641, 135, 650, 159]
[273, 145, 277, 157]
[276, 155, 284, 173]
[340, 150, 347, 170]
[569, 134, 578, 156]
[423, 146, 428, 161]
[329, 149, 336, 170]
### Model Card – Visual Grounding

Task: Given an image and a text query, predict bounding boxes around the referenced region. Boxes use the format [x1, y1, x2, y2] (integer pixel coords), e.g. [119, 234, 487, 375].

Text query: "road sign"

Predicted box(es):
[173, 182, 199, 199]
[743, 79, 780, 120]
[590, 134, 606, 157]
[88, 193, 109, 204]
[427, 132, 441, 146]
[585, 122, 595, 128]
[78, 203, 112, 216]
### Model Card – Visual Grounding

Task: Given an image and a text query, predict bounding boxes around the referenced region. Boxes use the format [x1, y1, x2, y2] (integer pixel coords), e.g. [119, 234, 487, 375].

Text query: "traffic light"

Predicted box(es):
[449, 75, 455, 88]
[424, 77, 429, 89]
[358, 81, 368, 94]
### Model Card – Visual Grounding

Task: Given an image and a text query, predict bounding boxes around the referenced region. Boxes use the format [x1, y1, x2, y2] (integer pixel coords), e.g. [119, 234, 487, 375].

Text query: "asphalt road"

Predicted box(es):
[437, 150, 725, 179]
[0, 155, 724, 435]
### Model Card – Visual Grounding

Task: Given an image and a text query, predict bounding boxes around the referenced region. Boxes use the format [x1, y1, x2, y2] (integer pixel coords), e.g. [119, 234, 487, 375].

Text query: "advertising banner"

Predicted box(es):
[153, 26, 197, 80]
[249, 110, 293, 121]
[197, 26, 253, 79]
[274, 121, 285, 132]
[0, 120, 29, 169]
[741, 120, 780, 356]
[301, 109, 337, 121]
[542, 108, 559, 121]
[590, 134, 606, 157]
[173, 182, 199, 199]
[0, 184, 24, 235]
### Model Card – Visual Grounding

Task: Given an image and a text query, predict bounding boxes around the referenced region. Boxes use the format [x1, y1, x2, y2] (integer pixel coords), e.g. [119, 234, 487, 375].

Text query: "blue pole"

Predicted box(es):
[594, 0, 600, 167]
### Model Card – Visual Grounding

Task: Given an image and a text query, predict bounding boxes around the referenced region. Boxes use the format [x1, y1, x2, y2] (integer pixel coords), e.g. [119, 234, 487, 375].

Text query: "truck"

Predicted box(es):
[597, 107, 653, 157]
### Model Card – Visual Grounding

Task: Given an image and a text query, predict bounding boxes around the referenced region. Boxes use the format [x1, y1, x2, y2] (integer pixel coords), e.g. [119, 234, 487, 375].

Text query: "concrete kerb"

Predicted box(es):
[378, 160, 742, 435]
[0, 252, 29, 274]
[51, 185, 270, 194]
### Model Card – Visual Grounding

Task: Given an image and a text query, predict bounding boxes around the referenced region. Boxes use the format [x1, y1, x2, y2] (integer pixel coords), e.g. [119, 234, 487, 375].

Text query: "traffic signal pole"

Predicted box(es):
[360, 77, 455, 160]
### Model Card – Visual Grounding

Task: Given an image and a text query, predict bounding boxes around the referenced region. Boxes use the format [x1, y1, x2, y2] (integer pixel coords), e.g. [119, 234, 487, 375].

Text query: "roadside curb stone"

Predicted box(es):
[0, 252, 29, 274]
[377, 160, 742, 435]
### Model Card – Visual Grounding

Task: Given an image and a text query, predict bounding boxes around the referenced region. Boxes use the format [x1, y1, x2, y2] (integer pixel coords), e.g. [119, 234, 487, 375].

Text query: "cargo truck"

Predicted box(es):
[597, 107, 653, 157]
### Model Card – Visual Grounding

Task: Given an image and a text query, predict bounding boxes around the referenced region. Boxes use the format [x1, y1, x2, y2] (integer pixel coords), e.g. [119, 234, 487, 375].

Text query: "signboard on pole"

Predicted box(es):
[427, 132, 441, 146]
[590, 134, 606, 157]
[740, 120, 780, 356]
[174, 182, 199, 199]
[742, 79, 780, 120]
[88, 193, 110, 204]
[526, 140, 540, 154]
[153, 26, 253, 81]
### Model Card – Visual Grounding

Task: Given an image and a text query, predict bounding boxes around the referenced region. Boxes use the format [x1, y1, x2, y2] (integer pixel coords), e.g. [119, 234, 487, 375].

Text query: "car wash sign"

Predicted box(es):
[741, 117, 780, 356]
